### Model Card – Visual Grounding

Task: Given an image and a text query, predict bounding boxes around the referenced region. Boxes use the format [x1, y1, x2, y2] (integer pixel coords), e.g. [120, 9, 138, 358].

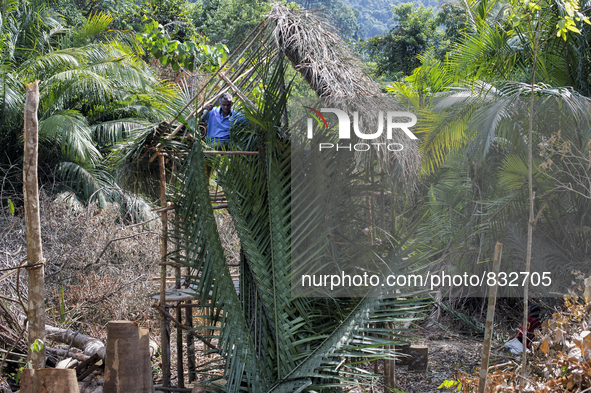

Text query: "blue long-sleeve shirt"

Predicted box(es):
[203, 107, 244, 144]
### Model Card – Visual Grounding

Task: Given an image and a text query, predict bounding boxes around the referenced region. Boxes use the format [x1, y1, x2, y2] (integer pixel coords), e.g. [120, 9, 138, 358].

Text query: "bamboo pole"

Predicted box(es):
[23, 80, 46, 369]
[478, 242, 503, 393]
[159, 154, 170, 387]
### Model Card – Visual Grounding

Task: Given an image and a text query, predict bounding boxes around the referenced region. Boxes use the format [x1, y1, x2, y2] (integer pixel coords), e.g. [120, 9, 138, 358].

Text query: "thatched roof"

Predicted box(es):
[269, 5, 382, 100]
[269, 4, 420, 179]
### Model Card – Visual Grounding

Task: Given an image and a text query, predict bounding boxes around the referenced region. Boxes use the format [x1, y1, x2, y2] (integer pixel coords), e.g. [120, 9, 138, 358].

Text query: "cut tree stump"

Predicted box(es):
[20, 369, 38, 393]
[395, 343, 411, 365]
[37, 369, 79, 393]
[408, 345, 428, 372]
[139, 327, 156, 393]
[104, 321, 141, 393]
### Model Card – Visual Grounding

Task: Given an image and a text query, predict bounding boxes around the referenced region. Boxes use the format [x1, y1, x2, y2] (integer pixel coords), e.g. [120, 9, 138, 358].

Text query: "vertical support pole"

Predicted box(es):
[23, 80, 46, 369]
[478, 242, 503, 393]
[365, 154, 375, 243]
[171, 163, 184, 388]
[186, 301, 195, 383]
[383, 322, 395, 391]
[176, 301, 183, 388]
[159, 153, 170, 387]
[370, 159, 375, 241]
[175, 262, 183, 386]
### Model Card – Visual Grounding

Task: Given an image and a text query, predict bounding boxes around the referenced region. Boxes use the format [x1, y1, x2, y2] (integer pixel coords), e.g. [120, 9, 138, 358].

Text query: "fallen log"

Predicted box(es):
[45, 326, 105, 360]
[46, 347, 90, 362]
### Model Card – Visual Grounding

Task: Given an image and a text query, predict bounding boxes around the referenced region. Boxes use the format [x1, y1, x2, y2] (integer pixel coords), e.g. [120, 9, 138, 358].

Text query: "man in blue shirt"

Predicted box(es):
[202, 92, 243, 182]
[203, 92, 240, 146]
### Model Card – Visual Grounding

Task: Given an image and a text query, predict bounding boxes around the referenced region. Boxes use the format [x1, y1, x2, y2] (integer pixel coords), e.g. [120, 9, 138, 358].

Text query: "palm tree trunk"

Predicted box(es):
[522, 14, 541, 376]
[23, 80, 46, 369]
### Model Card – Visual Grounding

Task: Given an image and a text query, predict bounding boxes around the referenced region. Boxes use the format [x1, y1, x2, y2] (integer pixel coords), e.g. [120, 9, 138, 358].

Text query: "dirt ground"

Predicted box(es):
[347, 323, 518, 393]
[392, 333, 484, 393]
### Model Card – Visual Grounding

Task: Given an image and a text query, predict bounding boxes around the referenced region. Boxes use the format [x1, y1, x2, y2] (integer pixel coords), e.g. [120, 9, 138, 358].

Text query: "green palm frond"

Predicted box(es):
[76, 12, 114, 42]
[416, 98, 473, 174]
[450, 23, 515, 81]
[0, 71, 23, 121]
[171, 143, 269, 392]
[19, 48, 83, 79]
[42, 68, 115, 112]
[39, 109, 102, 165]
[498, 153, 528, 191]
[56, 161, 111, 207]
[92, 118, 153, 146]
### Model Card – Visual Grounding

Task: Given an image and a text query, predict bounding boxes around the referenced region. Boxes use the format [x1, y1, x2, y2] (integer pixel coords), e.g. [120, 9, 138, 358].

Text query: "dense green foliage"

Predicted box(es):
[341, 0, 396, 37]
[0, 1, 184, 211]
[293, 0, 362, 41]
[366, 2, 467, 78]
[137, 20, 228, 71]
[389, 0, 591, 298]
[341, 0, 447, 38]
[189, 0, 271, 50]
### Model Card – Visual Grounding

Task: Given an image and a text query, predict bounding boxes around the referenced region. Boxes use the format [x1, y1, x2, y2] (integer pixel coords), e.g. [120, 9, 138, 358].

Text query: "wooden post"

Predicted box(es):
[23, 80, 46, 369]
[173, 161, 184, 388]
[159, 153, 170, 387]
[186, 300, 195, 383]
[176, 274, 183, 386]
[478, 242, 503, 393]
[383, 322, 395, 391]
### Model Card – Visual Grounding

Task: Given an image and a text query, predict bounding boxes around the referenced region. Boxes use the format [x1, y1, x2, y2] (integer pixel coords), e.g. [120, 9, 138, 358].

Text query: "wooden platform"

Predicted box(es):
[151, 288, 198, 302]
[151, 279, 240, 302]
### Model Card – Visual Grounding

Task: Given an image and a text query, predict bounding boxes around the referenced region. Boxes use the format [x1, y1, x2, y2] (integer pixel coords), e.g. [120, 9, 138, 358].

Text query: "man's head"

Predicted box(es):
[219, 93, 233, 116]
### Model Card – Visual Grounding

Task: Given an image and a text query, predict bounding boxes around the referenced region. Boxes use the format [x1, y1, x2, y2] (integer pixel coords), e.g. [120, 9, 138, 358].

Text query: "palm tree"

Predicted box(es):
[0, 0, 180, 215]
[385, 0, 591, 314]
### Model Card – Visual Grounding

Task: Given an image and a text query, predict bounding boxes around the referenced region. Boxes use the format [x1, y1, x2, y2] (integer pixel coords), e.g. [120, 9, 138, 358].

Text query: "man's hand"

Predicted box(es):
[204, 104, 214, 111]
